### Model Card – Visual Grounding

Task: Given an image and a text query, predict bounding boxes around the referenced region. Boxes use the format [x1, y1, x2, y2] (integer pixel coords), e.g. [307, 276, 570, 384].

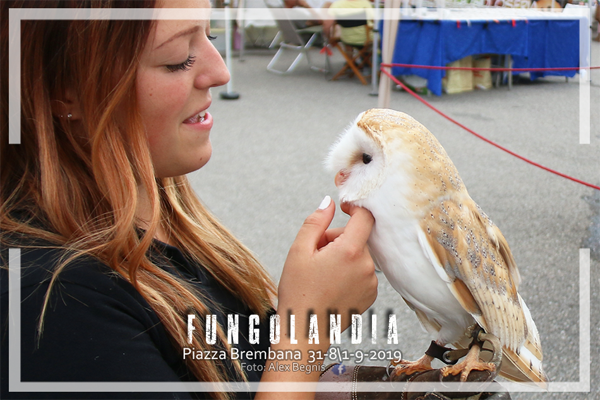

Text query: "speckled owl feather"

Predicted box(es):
[326, 108, 546, 385]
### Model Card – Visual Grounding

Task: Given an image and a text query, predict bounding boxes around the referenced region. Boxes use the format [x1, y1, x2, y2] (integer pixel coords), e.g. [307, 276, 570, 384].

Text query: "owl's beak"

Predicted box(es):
[334, 170, 348, 187]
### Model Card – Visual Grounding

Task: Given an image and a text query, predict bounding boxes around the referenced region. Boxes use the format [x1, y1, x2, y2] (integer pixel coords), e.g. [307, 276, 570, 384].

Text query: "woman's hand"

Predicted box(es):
[257, 196, 377, 399]
[277, 196, 378, 332]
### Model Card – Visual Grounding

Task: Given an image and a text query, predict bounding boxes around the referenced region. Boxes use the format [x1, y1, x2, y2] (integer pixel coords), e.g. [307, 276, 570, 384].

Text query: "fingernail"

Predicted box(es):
[318, 195, 332, 210]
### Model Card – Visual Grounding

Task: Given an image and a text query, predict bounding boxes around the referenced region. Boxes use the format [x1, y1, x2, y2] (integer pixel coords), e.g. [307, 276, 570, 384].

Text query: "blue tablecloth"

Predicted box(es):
[391, 18, 580, 95]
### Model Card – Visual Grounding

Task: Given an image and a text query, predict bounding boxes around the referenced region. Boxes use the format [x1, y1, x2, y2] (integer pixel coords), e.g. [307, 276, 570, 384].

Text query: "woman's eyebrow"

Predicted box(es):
[156, 25, 201, 50]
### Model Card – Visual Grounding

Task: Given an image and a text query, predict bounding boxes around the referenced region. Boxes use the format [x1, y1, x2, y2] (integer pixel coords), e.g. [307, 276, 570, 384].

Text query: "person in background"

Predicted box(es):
[322, 0, 373, 46]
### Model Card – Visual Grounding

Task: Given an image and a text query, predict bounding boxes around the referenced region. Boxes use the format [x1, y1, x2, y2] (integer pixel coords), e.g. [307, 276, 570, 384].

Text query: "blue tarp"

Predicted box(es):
[390, 19, 579, 95]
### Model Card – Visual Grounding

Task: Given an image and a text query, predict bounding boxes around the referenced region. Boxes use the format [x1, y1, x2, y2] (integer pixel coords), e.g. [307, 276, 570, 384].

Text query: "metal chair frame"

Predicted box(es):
[266, 6, 329, 75]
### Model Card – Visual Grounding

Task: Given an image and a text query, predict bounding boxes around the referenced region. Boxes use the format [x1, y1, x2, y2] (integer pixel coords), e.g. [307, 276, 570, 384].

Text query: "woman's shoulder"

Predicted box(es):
[0, 237, 197, 392]
[0, 237, 142, 305]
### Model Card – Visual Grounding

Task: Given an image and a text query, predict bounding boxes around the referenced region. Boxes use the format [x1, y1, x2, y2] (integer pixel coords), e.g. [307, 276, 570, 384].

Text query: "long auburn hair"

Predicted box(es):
[0, 0, 276, 395]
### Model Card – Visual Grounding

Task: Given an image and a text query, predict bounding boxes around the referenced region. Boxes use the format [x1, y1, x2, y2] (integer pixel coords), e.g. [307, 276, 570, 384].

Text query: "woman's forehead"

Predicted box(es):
[152, 20, 206, 48]
[148, 0, 211, 50]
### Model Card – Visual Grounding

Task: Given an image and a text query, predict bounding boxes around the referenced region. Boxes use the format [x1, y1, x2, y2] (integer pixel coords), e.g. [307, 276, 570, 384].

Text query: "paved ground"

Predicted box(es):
[189, 36, 600, 399]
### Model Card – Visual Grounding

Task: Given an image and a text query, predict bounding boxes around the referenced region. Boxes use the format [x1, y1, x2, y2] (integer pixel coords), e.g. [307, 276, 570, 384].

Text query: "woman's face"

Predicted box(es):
[136, 0, 229, 178]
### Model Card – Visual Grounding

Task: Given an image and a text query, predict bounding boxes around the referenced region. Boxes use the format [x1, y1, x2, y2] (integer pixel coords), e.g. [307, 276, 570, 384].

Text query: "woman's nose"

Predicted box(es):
[195, 39, 230, 89]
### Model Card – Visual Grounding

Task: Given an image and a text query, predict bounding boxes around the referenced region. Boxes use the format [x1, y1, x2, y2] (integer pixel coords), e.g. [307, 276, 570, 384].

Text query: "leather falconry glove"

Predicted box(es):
[317, 330, 511, 400]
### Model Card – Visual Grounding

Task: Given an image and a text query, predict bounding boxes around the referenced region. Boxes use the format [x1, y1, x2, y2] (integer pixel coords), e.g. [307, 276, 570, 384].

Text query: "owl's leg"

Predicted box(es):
[389, 353, 434, 377]
[440, 342, 496, 382]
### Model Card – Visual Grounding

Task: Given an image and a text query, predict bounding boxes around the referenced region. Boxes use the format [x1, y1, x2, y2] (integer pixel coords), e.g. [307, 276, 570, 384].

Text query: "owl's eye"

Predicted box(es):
[362, 153, 373, 164]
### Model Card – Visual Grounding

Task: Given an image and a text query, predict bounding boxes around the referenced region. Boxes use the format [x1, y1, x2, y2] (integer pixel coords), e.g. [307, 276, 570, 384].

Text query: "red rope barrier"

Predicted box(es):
[381, 63, 600, 72]
[379, 67, 600, 192]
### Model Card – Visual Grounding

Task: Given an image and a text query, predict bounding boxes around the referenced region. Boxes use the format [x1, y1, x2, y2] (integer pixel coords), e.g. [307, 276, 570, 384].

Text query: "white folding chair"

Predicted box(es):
[266, 5, 329, 74]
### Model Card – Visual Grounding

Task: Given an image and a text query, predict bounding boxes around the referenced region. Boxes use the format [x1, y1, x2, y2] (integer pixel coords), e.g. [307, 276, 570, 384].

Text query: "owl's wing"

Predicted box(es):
[417, 196, 546, 384]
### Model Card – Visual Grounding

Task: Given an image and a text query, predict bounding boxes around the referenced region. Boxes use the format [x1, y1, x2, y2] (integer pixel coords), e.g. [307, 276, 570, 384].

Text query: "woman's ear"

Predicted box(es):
[51, 88, 82, 121]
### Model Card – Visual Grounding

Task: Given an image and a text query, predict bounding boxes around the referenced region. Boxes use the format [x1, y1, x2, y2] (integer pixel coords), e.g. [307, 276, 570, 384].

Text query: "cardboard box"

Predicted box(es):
[442, 56, 473, 94]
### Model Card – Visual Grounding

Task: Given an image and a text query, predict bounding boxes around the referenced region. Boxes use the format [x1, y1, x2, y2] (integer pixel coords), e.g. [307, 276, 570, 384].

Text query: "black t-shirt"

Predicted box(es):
[1, 239, 273, 399]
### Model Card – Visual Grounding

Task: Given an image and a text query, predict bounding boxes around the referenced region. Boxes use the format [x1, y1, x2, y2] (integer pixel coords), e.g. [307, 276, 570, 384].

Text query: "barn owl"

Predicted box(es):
[326, 108, 547, 385]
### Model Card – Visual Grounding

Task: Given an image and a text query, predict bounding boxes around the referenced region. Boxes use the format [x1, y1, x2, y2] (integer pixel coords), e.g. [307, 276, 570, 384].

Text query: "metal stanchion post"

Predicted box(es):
[220, 0, 240, 100]
[237, 0, 246, 62]
[369, 0, 381, 96]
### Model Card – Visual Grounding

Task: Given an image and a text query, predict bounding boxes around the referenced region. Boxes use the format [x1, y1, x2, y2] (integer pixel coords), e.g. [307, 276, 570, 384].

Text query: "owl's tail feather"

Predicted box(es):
[500, 345, 548, 388]
[499, 295, 547, 388]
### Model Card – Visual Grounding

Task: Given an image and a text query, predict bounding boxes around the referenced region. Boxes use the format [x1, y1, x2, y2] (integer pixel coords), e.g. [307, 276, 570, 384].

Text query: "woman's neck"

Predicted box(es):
[136, 185, 173, 245]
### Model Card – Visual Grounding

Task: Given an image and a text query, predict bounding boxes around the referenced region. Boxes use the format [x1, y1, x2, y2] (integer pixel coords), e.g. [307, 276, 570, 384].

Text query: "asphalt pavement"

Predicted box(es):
[189, 38, 600, 399]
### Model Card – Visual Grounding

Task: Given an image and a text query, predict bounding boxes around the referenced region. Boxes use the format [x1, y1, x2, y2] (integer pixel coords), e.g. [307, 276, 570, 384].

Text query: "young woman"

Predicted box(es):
[0, 0, 377, 399]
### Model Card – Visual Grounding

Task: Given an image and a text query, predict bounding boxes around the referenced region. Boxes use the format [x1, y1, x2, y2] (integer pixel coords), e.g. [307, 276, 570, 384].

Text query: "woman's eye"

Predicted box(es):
[208, 35, 217, 41]
[166, 55, 196, 72]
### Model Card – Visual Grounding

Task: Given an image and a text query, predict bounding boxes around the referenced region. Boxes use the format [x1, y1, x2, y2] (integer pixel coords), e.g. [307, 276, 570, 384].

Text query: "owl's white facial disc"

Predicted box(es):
[326, 115, 386, 204]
